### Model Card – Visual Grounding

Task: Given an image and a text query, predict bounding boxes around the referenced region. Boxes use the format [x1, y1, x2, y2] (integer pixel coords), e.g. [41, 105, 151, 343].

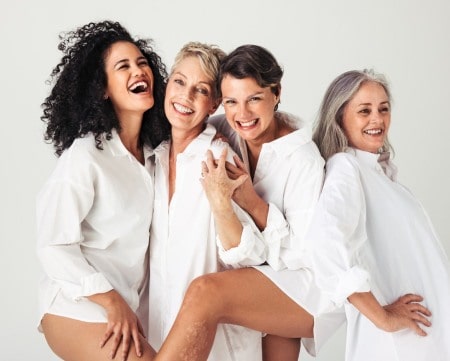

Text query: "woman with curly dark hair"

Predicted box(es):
[37, 20, 169, 361]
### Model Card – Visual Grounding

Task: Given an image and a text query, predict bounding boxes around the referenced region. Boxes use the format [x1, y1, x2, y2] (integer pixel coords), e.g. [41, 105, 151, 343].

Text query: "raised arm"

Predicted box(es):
[201, 148, 266, 267]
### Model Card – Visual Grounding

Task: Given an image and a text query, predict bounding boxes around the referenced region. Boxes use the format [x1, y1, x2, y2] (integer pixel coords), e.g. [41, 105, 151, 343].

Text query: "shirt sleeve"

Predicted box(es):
[262, 152, 325, 271]
[207, 114, 241, 156]
[306, 153, 371, 306]
[216, 201, 267, 268]
[36, 155, 114, 301]
[208, 141, 267, 267]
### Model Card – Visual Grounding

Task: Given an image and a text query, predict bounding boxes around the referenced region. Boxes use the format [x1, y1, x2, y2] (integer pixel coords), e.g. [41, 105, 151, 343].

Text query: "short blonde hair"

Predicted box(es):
[171, 42, 226, 100]
[313, 69, 393, 161]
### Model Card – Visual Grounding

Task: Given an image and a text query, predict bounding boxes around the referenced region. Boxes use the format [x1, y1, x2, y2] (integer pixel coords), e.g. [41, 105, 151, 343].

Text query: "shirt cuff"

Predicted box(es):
[330, 266, 371, 306]
[218, 225, 266, 268]
[75, 273, 114, 301]
[261, 203, 290, 269]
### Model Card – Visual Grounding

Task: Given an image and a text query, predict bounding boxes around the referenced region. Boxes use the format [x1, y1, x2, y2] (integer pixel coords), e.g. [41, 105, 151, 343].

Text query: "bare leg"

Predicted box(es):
[262, 335, 300, 361]
[41, 314, 156, 361]
[155, 268, 313, 361]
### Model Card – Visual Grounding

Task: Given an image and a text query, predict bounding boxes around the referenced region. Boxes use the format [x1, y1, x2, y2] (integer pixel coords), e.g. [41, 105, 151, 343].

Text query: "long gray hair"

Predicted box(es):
[313, 69, 393, 161]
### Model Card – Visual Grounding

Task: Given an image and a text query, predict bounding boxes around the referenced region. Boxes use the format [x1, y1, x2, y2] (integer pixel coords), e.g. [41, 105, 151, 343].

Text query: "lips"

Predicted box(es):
[364, 128, 383, 135]
[173, 102, 194, 114]
[236, 119, 258, 128]
[129, 80, 149, 93]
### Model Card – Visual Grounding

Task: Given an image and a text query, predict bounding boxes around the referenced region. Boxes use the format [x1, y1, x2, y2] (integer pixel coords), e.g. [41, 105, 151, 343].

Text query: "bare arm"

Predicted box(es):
[201, 149, 248, 249]
[225, 155, 269, 230]
[348, 292, 432, 336]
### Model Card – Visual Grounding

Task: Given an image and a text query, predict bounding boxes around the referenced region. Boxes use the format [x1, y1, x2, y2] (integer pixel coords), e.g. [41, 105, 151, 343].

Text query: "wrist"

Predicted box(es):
[210, 194, 234, 215]
[88, 289, 118, 308]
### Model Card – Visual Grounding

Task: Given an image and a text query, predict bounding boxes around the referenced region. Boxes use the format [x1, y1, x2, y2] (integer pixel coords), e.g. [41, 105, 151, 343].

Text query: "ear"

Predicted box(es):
[275, 84, 282, 101]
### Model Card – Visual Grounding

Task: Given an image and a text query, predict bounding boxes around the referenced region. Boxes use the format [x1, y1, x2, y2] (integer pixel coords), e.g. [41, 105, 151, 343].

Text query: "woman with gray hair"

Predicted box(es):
[308, 69, 450, 360]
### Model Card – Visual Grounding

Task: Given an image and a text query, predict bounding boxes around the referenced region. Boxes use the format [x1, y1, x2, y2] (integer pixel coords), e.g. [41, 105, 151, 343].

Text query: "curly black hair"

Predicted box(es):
[41, 20, 171, 156]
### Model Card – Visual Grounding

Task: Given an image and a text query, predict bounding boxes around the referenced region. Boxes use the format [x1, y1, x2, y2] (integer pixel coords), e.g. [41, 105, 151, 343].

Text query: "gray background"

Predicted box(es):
[1, 0, 449, 360]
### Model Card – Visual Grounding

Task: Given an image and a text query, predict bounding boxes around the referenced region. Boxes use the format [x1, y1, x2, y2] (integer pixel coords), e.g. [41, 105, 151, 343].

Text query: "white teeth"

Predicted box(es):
[173, 102, 193, 114]
[238, 119, 257, 127]
[129, 81, 148, 91]
[364, 129, 382, 135]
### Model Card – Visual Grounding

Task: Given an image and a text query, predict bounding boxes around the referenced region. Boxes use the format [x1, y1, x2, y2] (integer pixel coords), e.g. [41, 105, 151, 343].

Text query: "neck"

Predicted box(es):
[170, 124, 205, 156]
[117, 114, 144, 164]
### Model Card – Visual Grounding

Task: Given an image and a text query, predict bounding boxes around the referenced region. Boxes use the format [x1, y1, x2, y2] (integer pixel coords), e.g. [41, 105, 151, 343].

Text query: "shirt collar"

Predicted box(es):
[106, 129, 155, 164]
[259, 112, 313, 157]
[105, 129, 130, 157]
[153, 123, 217, 158]
[350, 148, 398, 181]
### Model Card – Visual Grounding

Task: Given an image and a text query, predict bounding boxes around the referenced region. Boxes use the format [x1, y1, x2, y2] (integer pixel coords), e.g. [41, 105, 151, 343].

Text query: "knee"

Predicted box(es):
[182, 274, 224, 314]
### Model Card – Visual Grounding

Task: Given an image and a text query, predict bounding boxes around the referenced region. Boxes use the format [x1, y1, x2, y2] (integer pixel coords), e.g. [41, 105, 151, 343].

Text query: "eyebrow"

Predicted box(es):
[114, 56, 147, 68]
[114, 59, 128, 68]
[358, 100, 390, 106]
[172, 71, 212, 86]
[222, 91, 265, 100]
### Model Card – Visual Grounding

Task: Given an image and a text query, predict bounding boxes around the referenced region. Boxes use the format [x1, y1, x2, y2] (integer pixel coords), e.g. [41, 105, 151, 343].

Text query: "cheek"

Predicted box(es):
[342, 124, 359, 145]
[225, 114, 236, 129]
[384, 116, 391, 130]
[224, 107, 236, 121]
[164, 82, 175, 98]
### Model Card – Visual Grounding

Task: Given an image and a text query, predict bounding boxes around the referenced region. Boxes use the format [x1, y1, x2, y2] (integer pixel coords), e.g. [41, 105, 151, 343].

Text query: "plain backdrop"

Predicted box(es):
[1, 0, 449, 360]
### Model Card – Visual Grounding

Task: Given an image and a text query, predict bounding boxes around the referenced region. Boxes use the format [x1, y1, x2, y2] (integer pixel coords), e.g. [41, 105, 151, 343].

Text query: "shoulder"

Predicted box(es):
[52, 134, 106, 178]
[288, 138, 324, 169]
[325, 151, 361, 180]
[207, 115, 240, 153]
[208, 139, 237, 161]
[207, 113, 227, 128]
[59, 134, 98, 162]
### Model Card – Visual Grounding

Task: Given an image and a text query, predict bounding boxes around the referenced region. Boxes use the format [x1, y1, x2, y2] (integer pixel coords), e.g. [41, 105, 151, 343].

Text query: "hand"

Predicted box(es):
[91, 290, 145, 360]
[381, 294, 432, 336]
[201, 149, 248, 213]
[224, 155, 258, 209]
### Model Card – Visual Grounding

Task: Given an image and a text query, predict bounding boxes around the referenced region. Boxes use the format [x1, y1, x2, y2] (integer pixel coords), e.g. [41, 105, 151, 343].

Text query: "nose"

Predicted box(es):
[132, 64, 145, 78]
[180, 86, 195, 101]
[370, 110, 383, 124]
[236, 102, 251, 119]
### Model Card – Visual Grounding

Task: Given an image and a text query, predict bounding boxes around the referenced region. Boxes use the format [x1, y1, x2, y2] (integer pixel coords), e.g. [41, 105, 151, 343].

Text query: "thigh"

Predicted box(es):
[262, 335, 300, 361]
[41, 313, 155, 361]
[192, 267, 313, 337]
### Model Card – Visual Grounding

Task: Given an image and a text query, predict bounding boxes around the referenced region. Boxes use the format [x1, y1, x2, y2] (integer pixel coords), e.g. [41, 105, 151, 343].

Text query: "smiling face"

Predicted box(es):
[221, 75, 280, 145]
[342, 81, 391, 153]
[164, 56, 217, 138]
[103, 41, 154, 122]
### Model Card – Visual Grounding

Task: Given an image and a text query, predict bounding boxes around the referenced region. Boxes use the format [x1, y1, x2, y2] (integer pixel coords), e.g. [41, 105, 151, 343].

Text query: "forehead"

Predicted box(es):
[105, 41, 143, 64]
[221, 75, 267, 96]
[171, 56, 212, 83]
[350, 81, 389, 104]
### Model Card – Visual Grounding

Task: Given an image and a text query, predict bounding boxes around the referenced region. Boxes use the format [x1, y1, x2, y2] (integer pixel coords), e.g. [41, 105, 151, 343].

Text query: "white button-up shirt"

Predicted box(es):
[148, 124, 263, 360]
[36, 130, 153, 325]
[209, 113, 344, 356]
[210, 112, 325, 271]
[307, 148, 450, 361]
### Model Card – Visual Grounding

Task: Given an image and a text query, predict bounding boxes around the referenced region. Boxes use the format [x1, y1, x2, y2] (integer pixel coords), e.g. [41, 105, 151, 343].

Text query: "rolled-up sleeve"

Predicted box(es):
[307, 154, 371, 306]
[217, 202, 267, 268]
